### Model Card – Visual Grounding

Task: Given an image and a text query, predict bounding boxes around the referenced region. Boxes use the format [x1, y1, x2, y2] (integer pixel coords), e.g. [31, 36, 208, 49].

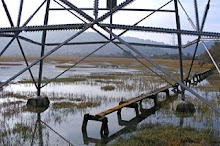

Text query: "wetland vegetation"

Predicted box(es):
[0, 57, 219, 145]
[112, 124, 220, 146]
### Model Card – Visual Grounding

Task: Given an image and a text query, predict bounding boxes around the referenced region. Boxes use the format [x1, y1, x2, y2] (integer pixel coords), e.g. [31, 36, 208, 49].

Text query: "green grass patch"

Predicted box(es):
[112, 124, 220, 146]
[101, 85, 115, 91]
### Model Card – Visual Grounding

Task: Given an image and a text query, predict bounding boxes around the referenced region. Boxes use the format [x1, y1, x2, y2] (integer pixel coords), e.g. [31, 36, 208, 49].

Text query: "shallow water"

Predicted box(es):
[0, 61, 220, 145]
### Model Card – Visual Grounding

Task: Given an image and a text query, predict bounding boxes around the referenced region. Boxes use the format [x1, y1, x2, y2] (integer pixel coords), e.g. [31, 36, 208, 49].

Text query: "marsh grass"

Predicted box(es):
[18, 77, 87, 84]
[101, 85, 116, 91]
[12, 123, 32, 138]
[52, 101, 100, 109]
[0, 57, 219, 145]
[51, 97, 84, 102]
[77, 101, 100, 109]
[69, 98, 84, 102]
[52, 102, 77, 109]
[87, 74, 116, 80]
[0, 56, 211, 71]
[195, 80, 220, 91]
[55, 65, 94, 69]
[0, 63, 22, 66]
[112, 124, 220, 146]
[94, 80, 122, 84]
[51, 77, 87, 83]
[3, 101, 24, 107]
[4, 92, 28, 99]
[55, 65, 73, 69]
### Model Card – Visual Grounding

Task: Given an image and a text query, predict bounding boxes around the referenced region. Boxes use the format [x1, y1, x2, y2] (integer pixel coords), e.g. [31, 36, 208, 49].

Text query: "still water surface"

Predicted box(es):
[0, 61, 219, 145]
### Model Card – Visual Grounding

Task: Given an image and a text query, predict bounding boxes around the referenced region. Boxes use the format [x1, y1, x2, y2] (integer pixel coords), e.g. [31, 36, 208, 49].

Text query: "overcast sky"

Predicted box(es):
[0, 0, 219, 44]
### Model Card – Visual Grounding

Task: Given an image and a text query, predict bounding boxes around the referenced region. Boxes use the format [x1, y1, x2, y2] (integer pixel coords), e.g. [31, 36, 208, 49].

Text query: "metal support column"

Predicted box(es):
[174, 0, 185, 100]
[186, 0, 200, 80]
[17, 0, 24, 27]
[37, 0, 51, 96]
[110, 14, 113, 40]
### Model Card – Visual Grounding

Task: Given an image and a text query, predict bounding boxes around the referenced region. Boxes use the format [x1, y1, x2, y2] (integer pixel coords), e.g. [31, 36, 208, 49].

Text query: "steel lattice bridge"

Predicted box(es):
[0, 0, 220, 117]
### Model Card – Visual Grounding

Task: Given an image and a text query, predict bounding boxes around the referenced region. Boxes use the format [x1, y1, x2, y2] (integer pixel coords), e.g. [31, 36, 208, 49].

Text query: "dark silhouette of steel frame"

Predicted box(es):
[0, 0, 219, 113]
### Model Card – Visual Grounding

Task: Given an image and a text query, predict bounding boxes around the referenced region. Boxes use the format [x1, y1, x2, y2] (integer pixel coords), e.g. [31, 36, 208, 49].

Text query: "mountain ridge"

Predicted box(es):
[0, 31, 213, 57]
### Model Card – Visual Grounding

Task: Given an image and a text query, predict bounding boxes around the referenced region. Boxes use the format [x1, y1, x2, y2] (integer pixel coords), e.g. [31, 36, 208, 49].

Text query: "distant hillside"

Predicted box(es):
[0, 31, 213, 57]
[199, 41, 220, 65]
[182, 41, 214, 55]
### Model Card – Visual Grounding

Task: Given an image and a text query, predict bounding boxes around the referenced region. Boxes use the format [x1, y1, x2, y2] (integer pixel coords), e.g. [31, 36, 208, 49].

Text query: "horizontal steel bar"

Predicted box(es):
[99, 23, 220, 38]
[18, 36, 42, 46]
[0, 34, 15, 37]
[49, 8, 175, 12]
[45, 41, 177, 49]
[0, 24, 84, 33]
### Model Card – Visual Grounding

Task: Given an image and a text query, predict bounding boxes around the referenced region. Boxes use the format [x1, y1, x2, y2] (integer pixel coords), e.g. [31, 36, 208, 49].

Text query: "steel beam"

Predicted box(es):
[17, 0, 24, 27]
[194, 0, 200, 31]
[0, 24, 84, 33]
[99, 24, 220, 38]
[174, 0, 185, 99]
[37, 0, 51, 96]
[16, 38, 38, 89]
[49, 8, 175, 13]
[1, 0, 14, 27]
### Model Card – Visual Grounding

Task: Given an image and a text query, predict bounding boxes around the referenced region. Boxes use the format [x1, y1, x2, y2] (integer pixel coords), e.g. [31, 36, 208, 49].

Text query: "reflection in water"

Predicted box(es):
[1, 62, 220, 145]
[82, 95, 177, 145]
[29, 107, 74, 146]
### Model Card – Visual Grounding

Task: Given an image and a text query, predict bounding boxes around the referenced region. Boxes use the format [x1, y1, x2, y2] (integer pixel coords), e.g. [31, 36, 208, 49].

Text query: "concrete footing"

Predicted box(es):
[173, 100, 195, 113]
[26, 105, 49, 113]
[27, 96, 50, 107]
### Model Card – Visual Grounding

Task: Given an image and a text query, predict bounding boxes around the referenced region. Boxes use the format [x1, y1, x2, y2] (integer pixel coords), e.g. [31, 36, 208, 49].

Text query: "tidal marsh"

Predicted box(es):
[0, 57, 219, 145]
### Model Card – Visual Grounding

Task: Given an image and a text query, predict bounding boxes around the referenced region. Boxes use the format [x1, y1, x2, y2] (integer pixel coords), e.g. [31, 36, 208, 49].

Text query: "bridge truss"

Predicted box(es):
[0, 0, 219, 113]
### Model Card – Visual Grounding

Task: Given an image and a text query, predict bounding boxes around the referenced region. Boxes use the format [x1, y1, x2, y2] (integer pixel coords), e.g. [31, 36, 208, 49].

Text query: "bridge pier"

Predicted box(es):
[172, 83, 181, 94]
[117, 101, 139, 116]
[165, 89, 170, 97]
[81, 114, 109, 136]
[184, 79, 191, 87]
